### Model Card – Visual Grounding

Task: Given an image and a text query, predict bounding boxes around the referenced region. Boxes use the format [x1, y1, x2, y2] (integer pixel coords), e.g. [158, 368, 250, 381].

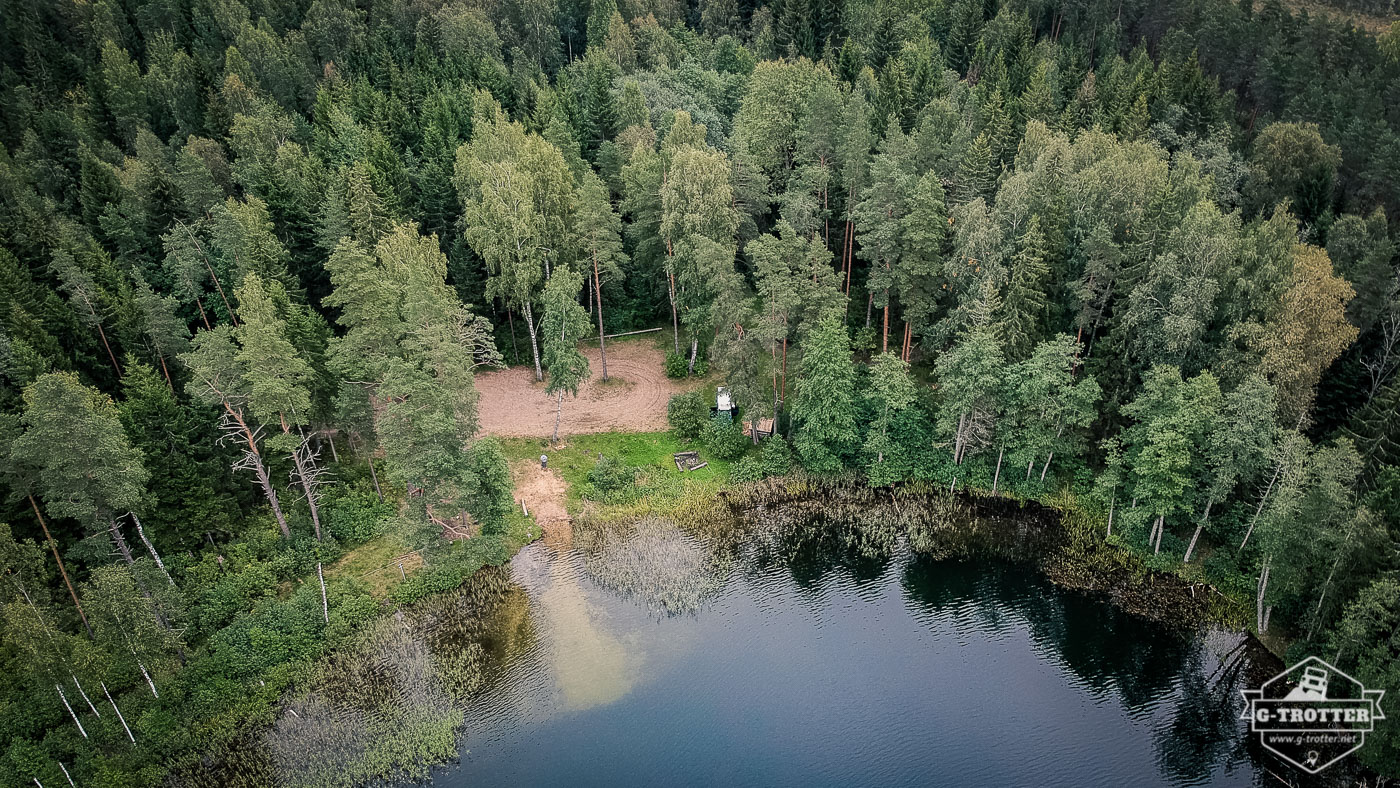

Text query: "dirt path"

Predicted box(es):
[477, 340, 691, 438]
[513, 459, 572, 548]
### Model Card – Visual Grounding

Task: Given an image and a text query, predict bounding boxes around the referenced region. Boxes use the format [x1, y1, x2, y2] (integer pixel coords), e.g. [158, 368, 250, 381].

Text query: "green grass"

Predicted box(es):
[325, 531, 422, 599]
[501, 431, 734, 514]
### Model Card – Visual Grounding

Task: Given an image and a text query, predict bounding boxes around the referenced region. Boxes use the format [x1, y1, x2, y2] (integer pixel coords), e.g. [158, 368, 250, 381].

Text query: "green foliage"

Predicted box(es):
[664, 351, 689, 378]
[760, 435, 792, 477]
[582, 454, 640, 502]
[701, 416, 749, 460]
[791, 317, 857, 473]
[323, 479, 395, 543]
[667, 390, 711, 441]
[1, 0, 1400, 781]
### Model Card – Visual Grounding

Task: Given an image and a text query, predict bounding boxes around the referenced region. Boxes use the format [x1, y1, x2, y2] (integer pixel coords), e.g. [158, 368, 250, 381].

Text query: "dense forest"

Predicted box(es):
[0, 0, 1398, 783]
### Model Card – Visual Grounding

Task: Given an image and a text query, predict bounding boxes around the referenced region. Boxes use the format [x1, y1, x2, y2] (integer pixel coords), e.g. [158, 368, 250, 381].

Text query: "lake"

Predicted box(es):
[428, 513, 1269, 788]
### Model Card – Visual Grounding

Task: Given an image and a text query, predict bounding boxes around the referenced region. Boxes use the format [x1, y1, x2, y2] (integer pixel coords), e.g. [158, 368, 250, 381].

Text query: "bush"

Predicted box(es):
[852, 325, 877, 352]
[324, 478, 395, 544]
[701, 416, 749, 460]
[731, 455, 764, 482]
[467, 437, 513, 534]
[667, 390, 711, 441]
[664, 351, 688, 378]
[664, 349, 708, 377]
[760, 435, 792, 477]
[584, 455, 638, 502]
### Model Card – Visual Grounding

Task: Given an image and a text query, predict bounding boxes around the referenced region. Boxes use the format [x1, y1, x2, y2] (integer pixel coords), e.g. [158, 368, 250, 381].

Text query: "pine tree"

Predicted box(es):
[575, 172, 627, 381]
[11, 372, 149, 565]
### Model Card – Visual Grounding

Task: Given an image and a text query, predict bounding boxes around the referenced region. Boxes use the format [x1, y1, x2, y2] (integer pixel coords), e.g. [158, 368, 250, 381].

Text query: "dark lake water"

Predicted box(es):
[434, 526, 1268, 788]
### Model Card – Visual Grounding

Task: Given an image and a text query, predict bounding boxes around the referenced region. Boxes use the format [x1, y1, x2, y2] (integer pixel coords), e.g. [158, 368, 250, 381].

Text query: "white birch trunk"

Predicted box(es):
[102, 682, 135, 743]
[57, 685, 86, 738]
[131, 514, 175, 587]
[523, 301, 543, 382]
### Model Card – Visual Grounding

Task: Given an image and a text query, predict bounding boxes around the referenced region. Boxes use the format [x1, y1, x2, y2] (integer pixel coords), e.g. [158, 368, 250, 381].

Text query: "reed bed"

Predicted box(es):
[576, 516, 731, 615]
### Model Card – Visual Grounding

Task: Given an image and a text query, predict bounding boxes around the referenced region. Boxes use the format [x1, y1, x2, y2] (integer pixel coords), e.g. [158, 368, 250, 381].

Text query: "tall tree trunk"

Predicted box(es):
[108, 518, 135, 565]
[102, 682, 135, 743]
[1039, 425, 1064, 482]
[865, 292, 873, 328]
[1256, 558, 1271, 633]
[289, 433, 328, 623]
[252, 458, 290, 538]
[194, 295, 211, 330]
[881, 293, 889, 353]
[136, 655, 158, 697]
[315, 559, 328, 624]
[1107, 493, 1115, 537]
[668, 258, 680, 354]
[56, 685, 86, 738]
[366, 455, 382, 502]
[71, 675, 99, 717]
[94, 320, 121, 380]
[225, 404, 290, 537]
[1183, 499, 1211, 564]
[184, 220, 236, 325]
[593, 253, 609, 381]
[130, 514, 175, 587]
[687, 336, 699, 374]
[553, 390, 564, 443]
[781, 338, 787, 402]
[522, 301, 543, 382]
[1240, 458, 1284, 550]
[992, 447, 1004, 494]
[1153, 514, 1164, 554]
[506, 307, 520, 364]
[157, 353, 173, 391]
[30, 495, 90, 637]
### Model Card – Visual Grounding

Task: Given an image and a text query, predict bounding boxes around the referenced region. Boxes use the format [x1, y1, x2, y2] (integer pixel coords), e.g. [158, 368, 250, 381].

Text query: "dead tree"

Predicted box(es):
[290, 436, 332, 623]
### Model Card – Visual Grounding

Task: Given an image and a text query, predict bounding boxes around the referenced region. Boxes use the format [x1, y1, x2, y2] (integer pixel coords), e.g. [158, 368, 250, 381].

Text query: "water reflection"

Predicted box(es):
[516, 544, 636, 710]
[427, 514, 1272, 787]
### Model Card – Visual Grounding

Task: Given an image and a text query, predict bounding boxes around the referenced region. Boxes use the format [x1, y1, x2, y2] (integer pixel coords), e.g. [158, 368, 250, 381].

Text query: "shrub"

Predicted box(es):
[584, 455, 638, 502]
[852, 325, 877, 352]
[760, 435, 792, 477]
[324, 478, 394, 544]
[665, 349, 708, 377]
[664, 351, 688, 378]
[731, 455, 764, 482]
[701, 416, 749, 460]
[667, 390, 711, 440]
[467, 437, 513, 534]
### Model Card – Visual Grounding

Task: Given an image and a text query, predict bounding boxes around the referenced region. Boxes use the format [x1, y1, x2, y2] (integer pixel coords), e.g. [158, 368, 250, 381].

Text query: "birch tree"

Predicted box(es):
[1183, 375, 1277, 563]
[457, 95, 575, 382]
[540, 267, 592, 443]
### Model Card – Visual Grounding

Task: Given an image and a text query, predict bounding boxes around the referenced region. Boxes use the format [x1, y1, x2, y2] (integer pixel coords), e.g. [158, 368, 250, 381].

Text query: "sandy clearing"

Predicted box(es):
[476, 340, 693, 438]
[513, 459, 572, 548]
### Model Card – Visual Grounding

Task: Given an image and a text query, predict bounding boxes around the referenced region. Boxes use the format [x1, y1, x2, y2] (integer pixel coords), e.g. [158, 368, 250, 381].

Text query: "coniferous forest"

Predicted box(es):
[1, 0, 1400, 784]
